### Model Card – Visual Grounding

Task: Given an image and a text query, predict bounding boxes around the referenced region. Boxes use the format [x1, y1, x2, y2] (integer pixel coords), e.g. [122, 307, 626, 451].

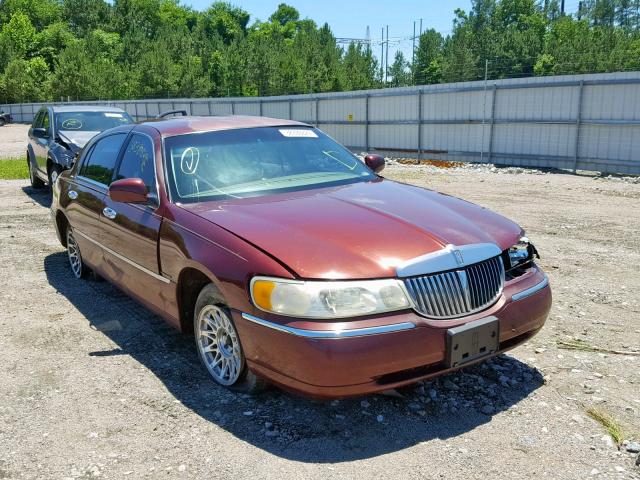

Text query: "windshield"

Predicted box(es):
[164, 127, 376, 203]
[54, 111, 133, 132]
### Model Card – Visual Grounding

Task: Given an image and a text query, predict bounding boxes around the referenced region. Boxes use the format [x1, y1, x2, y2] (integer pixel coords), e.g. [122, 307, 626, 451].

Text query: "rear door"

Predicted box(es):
[65, 132, 128, 269]
[98, 131, 168, 310]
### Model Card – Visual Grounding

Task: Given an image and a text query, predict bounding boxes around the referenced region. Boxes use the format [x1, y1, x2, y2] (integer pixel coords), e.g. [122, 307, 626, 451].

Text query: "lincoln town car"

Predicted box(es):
[49, 115, 551, 398]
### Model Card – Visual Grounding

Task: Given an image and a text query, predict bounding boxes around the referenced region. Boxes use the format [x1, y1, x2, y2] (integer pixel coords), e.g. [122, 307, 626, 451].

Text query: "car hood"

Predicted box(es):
[183, 179, 523, 279]
[58, 130, 100, 149]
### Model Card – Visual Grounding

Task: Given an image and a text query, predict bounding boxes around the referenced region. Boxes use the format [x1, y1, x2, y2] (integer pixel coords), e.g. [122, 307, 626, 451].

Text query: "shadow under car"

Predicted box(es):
[44, 251, 543, 463]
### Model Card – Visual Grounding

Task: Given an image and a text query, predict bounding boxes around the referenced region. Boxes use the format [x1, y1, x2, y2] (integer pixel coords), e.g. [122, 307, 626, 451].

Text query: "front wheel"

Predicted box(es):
[48, 164, 62, 188]
[66, 227, 88, 279]
[194, 285, 267, 393]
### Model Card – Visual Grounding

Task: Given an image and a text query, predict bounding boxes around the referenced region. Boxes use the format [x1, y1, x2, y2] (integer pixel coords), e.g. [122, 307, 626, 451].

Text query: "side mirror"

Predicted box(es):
[364, 154, 385, 174]
[33, 127, 48, 138]
[108, 178, 148, 203]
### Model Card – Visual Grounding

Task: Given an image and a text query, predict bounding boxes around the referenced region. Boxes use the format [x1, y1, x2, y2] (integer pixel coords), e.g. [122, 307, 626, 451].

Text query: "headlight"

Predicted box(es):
[250, 276, 410, 318]
[507, 236, 536, 270]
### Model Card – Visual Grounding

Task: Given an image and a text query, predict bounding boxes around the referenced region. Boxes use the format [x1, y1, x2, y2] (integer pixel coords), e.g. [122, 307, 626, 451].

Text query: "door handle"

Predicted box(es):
[103, 207, 117, 220]
[68, 190, 78, 200]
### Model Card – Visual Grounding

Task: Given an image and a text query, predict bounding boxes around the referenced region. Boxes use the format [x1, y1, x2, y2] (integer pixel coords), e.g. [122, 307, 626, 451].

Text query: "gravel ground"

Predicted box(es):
[0, 133, 639, 478]
[0, 123, 28, 159]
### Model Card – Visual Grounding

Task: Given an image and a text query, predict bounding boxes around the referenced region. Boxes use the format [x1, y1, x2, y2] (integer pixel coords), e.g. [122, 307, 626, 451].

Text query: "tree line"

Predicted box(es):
[0, 0, 638, 103]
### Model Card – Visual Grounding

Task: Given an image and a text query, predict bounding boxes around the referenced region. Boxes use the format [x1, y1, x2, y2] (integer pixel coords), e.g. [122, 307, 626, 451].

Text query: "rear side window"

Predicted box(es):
[116, 134, 156, 195]
[80, 133, 127, 186]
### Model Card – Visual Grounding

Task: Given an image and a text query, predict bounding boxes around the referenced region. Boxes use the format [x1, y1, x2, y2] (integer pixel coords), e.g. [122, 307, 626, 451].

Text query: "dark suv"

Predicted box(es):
[27, 106, 133, 188]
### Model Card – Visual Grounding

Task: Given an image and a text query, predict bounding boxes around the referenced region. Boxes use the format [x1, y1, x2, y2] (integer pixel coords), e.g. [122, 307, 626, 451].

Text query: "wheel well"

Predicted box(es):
[177, 268, 213, 334]
[56, 211, 69, 247]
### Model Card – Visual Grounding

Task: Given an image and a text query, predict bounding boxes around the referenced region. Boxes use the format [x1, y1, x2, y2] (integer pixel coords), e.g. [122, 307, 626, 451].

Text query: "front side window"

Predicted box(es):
[54, 111, 133, 133]
[41, 111, 50, 133]
[116, 134, 156, 196]
[164, 127, 376, 203]
[80, 133, 127, 185]
[32, 110, 44, 128]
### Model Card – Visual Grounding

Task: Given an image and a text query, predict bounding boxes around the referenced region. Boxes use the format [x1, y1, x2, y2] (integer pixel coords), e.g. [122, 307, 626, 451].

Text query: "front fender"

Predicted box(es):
[49, 144, 74, 169]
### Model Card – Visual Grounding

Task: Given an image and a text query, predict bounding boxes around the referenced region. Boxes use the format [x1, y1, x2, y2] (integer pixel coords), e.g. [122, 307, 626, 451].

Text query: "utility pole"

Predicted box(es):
[380, 27, 384, 83]
[366, 25, 370, 53]
[412, 21, 416, 68]
[384, 25, 389, 85]
[561, 0, 565, 15]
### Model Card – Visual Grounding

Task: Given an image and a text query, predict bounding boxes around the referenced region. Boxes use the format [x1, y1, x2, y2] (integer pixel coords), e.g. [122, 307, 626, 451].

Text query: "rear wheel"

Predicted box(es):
[0, 118, 6, 127]
[66, 227, 88, 279]
[28, 157, 45, 189]
[194, 284, 267, 393]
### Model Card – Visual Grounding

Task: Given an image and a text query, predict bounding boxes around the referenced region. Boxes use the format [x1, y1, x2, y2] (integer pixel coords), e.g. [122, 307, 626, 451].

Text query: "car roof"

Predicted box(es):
[49, 105, 129, 114]
[139, 115, 310, 137]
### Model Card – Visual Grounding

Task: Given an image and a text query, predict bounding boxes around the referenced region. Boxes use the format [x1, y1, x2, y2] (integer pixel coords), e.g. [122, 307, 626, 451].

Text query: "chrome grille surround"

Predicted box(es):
[402, 256, 505, 319]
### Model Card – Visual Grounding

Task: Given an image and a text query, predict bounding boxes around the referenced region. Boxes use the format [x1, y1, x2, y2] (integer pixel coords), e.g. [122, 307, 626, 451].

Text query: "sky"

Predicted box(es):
[184, 0, 474, 63]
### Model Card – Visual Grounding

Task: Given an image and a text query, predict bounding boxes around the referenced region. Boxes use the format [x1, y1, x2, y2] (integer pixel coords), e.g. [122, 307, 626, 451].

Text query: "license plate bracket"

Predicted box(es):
[446, 316, 499, 368]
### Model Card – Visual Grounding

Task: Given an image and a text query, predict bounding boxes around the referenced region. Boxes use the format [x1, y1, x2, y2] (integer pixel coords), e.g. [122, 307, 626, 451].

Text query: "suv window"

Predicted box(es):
[80, 133, 127, 185]
[42, 111, 50, 132]
[115, 134, 156, 196]
[32, 110, 44, 128]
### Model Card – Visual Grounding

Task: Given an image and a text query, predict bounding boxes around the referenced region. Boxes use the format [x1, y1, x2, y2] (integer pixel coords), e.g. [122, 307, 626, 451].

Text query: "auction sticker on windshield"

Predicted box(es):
[279, 129, 318, 138]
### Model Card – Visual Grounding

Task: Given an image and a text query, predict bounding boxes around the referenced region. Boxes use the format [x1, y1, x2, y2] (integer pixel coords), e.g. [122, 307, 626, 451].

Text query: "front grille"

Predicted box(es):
[403, 256, 505, 319]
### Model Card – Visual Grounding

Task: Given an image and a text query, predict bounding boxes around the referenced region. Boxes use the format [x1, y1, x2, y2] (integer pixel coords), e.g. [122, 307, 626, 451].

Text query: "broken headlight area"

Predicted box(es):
[502, 236, 539, 278]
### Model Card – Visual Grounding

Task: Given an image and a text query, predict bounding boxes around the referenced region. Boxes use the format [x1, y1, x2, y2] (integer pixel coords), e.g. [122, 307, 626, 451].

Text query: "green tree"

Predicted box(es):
[413, 29, 444, 84]
[0, 57, 51, 102]
[388, 51, 411, 87]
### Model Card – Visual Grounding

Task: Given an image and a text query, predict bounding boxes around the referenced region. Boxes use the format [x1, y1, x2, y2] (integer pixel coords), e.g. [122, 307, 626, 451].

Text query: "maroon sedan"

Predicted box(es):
[50, 115, 551, 398]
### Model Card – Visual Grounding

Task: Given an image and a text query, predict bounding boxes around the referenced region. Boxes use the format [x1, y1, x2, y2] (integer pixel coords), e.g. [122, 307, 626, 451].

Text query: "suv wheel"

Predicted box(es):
[194, 284, 267, 394]
[48, 164, 62, 188]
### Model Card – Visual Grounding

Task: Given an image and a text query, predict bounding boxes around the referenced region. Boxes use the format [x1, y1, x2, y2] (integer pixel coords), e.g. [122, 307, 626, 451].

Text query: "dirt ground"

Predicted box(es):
[0, 123, 28, 159]
[0, 123, 639, 479]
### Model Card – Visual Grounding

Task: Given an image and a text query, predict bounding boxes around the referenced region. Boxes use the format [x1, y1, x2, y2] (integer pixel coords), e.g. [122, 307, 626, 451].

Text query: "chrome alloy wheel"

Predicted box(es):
[66, 228, 83, 279]
[197, 305, 243, 386]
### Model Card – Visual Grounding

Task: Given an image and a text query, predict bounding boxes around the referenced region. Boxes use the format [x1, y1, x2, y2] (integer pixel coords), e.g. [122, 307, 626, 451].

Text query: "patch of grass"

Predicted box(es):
[586, 408, 625, 446]
[0, 158, 29, 180]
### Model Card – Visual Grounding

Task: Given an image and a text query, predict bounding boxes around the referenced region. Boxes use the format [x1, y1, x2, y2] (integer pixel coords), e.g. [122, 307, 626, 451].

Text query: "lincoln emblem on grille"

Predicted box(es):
[453, 249, 464, 265]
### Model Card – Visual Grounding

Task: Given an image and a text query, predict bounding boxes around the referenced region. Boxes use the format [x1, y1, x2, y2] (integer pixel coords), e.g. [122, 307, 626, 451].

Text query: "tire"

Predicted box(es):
[194, 284, 267, 394]
[48, 163, 62, 189]
[0, 118, 5, 127]
[66, 226, 88, 279]
[28, 157, 45, 189]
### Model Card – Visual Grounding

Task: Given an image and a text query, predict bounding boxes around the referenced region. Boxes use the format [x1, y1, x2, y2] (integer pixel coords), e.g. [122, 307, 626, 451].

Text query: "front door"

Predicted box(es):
[34, 110, 51, 175]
